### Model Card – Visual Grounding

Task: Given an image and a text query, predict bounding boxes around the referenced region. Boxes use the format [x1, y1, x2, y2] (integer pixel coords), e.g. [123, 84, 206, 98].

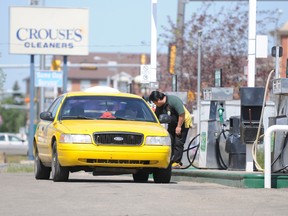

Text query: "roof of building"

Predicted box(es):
[65, 52, 142, 80]
[277, 21, 288, 35]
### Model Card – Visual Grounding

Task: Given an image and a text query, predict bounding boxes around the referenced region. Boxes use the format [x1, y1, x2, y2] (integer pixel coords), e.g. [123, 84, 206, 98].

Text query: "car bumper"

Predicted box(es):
[57, 144, 171, 169]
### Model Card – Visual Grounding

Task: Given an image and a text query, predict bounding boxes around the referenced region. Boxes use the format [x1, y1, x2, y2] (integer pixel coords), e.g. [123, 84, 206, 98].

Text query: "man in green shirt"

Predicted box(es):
[149, 91, 192, 168]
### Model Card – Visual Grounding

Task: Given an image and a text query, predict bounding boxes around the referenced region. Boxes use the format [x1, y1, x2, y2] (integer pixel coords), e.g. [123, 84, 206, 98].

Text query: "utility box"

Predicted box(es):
[272, 78, 288, 95]
[240, 87, 265, 144]
[203, 87, 234, 101]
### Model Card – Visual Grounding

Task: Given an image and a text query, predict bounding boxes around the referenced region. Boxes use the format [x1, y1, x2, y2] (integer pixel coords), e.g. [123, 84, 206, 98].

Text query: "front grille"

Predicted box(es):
[86, 159, 150, 164]
[93, 132, 143, 146]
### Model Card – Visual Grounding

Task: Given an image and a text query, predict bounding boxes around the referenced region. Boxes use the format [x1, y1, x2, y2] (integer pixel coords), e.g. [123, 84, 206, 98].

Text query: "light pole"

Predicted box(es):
[274, 9, 283, 46]
[197, 30, 202, 137]
[274, 9, 283, 79]
[173, 0, 186, 92]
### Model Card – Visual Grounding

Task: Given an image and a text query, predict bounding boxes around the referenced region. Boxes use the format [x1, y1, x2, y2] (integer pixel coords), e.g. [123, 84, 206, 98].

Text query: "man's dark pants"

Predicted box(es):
[168, 126, 189, 164]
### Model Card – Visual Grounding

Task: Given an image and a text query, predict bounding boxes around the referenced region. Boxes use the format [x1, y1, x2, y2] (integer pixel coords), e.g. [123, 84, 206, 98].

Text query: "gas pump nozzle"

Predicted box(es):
[217, 103, 225, 128]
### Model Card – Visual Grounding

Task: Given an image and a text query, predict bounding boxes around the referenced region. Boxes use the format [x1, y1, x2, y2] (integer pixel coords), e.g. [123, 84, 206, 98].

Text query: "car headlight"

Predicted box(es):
[59, 134, 92, 144]
[145, 136, 171, 146]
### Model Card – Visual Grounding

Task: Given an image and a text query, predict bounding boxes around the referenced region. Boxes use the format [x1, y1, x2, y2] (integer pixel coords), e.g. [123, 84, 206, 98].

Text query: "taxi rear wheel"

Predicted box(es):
[133, 170, 149, 183]
[51, 142, 69, 182]
[34, 147, 51, 180]
[153, 164, 172, 183]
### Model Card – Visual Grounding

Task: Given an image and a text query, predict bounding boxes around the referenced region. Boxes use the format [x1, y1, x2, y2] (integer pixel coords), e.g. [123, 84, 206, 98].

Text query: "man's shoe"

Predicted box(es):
[172, 162, 182, 169]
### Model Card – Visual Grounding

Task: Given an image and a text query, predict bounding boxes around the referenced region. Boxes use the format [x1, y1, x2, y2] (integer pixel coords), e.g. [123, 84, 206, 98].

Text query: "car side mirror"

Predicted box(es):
[158, 114, 171, 124]
[40, 112, 54, 121]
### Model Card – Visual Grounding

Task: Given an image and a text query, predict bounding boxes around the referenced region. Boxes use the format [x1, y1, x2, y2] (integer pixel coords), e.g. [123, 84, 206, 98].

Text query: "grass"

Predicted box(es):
[6, 155, 30, 163]
[256, 145, 265, 169]
[1, 155, 34, 173]
[6, 163, 34, 173]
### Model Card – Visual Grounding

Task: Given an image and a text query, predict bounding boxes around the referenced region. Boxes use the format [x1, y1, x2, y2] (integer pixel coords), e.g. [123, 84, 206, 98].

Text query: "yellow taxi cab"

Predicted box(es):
[34, 88, 172, 183]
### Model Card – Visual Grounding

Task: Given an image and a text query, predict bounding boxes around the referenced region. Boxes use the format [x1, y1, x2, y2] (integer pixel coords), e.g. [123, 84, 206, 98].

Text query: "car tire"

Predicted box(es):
[153, 164, 172, 184]
[133, 170, 149, 183]
[34, 147, 51, 180]
[51, 142, 69, 182]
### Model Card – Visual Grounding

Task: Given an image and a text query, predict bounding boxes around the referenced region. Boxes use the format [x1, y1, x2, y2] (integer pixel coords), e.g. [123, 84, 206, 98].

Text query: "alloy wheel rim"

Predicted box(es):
[34, 154, 38, 175]
[52, 153, 56, 177]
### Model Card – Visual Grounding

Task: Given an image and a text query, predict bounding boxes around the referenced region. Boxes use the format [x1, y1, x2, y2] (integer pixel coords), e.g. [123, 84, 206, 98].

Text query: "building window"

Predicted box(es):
[118, 81, 128, 93]
[80, 80, 91, 91]
[67, 80, 72, 92]
[98, 80, 107, 86]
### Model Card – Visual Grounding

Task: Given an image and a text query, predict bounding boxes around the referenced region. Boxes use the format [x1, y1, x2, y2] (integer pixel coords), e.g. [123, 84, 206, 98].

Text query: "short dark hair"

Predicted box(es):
[149, 91, 165, 102]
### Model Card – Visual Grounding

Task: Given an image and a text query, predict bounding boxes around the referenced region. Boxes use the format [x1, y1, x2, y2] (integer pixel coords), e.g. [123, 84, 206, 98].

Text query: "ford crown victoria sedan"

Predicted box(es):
[34, 89, 172, 183]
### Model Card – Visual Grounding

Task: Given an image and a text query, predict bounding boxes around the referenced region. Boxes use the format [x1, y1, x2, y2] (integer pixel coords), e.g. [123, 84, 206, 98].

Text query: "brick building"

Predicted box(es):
[277, 21, 288, 77]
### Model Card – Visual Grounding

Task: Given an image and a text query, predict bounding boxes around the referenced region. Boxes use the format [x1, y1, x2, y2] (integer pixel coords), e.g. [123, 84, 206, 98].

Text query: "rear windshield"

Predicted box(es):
[58, 96, 157, 122]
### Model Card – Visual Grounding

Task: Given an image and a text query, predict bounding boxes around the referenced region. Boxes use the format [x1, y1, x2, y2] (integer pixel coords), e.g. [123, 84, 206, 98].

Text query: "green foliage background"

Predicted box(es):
[0, 81, 27, 133]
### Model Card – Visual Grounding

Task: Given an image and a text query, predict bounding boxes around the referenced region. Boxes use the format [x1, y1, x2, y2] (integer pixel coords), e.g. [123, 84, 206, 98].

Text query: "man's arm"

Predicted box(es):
[176, 113, 185, 135]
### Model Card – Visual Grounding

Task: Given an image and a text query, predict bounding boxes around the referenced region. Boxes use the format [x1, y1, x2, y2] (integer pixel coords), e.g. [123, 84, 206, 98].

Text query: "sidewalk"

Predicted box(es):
[172, 167, 288, 188]
[2, 159, 288, 188]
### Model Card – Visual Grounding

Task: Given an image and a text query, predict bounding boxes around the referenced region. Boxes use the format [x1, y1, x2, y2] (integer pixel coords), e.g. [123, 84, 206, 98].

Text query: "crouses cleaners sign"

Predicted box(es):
[9, 7, 89, 55]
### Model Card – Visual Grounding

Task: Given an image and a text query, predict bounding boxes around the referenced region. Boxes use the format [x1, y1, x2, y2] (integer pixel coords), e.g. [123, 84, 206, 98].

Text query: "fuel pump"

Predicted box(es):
[270, 78, 288, 172]
[239, 87, 265, 171]
[225, 116, 246, 170]
[198, 87, 233, 169]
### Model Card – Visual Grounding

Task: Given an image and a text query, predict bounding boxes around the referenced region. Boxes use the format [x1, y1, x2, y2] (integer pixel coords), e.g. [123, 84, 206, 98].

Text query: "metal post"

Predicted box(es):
[197, 31, 202, 137]
[172, 74, 177, 92]
[275, 46, 280, 78]
[174, 0, 185, 92]
[247, 0, 256, 88]
[40, 55, 45, 113]
[274, 9, 282, 78]
[63, 56, 68, 93]
[172, 77, 177, 92]
[150, 0, 157, 83]
[246, 0, 257, 172]
[39, 0, 45, 113]
[28, 55, 35, 160]
[264, 125, 288, 188]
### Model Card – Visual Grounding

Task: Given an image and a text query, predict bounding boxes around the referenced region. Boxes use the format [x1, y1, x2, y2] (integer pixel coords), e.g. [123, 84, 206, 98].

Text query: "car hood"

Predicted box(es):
[57, 120, 169, 136]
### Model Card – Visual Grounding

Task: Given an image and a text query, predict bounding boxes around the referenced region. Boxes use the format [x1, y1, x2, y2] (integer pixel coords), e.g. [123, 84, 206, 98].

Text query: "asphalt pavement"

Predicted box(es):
[1, 170, 288, 216]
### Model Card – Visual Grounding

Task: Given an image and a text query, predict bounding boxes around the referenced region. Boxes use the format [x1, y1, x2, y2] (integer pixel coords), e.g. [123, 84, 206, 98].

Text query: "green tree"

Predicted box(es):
[0, 68, 6, 92]
[159, 2, 278, 107]
[0, 81, 27, 133]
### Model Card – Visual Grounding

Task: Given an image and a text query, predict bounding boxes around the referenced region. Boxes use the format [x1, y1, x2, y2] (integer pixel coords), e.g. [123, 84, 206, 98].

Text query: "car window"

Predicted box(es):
[48, 96, 64, 118]
[58, 96, 157, 122]
[8, 135, 22, 142]
[0, 135, 5, 141]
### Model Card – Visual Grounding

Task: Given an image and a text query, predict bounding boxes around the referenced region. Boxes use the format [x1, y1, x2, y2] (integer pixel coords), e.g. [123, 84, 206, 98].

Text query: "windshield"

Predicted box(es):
[58, 96, 157, 122]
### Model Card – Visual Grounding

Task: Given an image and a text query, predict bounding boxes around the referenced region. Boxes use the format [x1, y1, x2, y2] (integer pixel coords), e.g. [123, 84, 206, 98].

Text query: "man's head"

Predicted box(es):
[124, 102, 139, 116]
[149, 91, 166, 107]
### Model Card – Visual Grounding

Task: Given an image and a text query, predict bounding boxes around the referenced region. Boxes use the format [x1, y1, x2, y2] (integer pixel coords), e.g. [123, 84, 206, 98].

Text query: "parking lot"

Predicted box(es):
[1, 171, 288, 216]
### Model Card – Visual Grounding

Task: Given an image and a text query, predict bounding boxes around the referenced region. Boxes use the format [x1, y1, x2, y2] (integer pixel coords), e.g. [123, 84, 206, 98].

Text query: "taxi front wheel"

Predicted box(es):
[34, 146, 51, 180]
[133, 170, 149, 183]
[153, 164, 172, 183]
[51, 141, 69, 182]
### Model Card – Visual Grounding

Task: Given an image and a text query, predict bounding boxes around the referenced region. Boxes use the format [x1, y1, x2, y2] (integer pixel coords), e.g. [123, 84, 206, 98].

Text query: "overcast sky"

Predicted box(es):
[1, 0, 288, 92]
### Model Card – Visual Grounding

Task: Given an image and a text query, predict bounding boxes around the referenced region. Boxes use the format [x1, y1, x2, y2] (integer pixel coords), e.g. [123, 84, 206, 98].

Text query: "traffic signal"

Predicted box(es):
[50, 59, 62, 71]
[140, 54, 146, 65]
[271, 46, 283, 57]
[168, 43, 176, 74]
[188, 90, 195, 102]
